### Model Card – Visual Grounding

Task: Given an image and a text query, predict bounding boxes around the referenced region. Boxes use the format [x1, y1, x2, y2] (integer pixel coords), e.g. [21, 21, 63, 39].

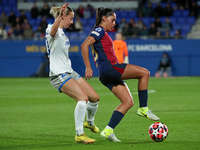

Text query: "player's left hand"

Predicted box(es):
[60, 3, 69, 16]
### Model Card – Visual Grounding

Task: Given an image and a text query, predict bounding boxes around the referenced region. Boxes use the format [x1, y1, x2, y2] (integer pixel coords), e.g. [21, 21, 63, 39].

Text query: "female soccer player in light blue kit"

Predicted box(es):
[81, 7, 159, 142]
[45, 3, 99, 144]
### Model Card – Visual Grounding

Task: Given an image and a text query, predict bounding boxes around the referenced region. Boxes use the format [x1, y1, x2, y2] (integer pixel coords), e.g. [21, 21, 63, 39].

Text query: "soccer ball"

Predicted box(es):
[149, 122, 168, 142]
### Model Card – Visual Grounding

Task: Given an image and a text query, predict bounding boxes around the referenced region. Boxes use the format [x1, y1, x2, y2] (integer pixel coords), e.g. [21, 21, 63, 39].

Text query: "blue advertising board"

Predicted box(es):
[0, 39, 200, 77]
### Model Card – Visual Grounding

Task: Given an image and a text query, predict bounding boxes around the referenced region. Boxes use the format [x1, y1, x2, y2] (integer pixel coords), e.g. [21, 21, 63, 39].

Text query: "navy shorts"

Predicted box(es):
[99, 63, 127, 90]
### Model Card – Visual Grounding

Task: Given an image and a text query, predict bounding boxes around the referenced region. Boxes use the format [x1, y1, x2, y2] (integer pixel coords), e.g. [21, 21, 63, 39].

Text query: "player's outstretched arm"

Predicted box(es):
[50, 3, 69, 37]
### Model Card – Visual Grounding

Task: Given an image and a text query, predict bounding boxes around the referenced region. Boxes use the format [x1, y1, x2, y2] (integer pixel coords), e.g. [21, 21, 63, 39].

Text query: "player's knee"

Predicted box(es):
[128, 100, 134, 108]
[89, 94, 100, 103]
[125, 98, 134, 109]
[80, 94, 89, 102]
[144, 69, 150, 78]
[95, 94, 100, 102]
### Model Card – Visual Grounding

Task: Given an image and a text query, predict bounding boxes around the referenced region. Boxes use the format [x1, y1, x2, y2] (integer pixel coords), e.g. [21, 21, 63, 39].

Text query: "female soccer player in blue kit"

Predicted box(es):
[81, 7, 159, 142]
[45, 3, 100, 144]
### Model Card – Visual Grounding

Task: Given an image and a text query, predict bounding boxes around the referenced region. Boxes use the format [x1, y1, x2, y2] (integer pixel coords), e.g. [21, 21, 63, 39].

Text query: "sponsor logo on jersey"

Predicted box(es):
[95, 27, 102, 32]
[91, 31, 100, 36]
[65, 41, 70, 46]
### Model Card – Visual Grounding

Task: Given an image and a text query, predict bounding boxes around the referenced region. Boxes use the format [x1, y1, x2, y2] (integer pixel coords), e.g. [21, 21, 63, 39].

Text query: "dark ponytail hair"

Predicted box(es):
[94, 7, 114, 28]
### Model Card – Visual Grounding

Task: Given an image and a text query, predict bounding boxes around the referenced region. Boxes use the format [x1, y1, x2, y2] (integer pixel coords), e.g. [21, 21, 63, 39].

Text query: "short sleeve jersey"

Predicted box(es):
[45, 24, 73, 76]
[90, 26, 118, 74]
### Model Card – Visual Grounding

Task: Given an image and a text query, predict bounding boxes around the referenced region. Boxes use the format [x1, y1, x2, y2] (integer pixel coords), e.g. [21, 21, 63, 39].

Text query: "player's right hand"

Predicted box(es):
[85, 68, 93, 80]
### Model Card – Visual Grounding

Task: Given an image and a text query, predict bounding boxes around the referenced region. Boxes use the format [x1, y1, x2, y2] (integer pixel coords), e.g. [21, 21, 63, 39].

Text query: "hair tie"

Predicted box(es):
[98, 7, 104, 15]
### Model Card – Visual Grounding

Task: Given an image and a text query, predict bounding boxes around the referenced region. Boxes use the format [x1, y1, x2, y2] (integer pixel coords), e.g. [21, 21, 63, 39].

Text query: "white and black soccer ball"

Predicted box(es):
[149, 122, 168, 142]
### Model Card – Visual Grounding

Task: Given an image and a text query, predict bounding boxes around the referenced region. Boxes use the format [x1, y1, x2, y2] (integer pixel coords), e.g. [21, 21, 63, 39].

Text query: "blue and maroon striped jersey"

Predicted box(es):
[90, 26, 119, 75]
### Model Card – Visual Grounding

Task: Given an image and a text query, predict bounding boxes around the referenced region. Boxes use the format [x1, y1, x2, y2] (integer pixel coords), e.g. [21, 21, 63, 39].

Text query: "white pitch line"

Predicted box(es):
[92, 89, 157, 96]
[131, 90, 156, 95]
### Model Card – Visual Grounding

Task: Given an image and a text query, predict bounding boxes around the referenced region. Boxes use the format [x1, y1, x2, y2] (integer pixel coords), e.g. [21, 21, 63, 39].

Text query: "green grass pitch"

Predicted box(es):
[0, 77, 200, 150]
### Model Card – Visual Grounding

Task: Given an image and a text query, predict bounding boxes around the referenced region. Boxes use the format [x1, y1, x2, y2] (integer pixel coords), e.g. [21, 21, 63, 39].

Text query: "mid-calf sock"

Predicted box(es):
[74, 101, 86, 136]
[107, 111, 124, 129]
[86, 101, 99, 126]
[105, 125, 113, 130]
[138, 89, 148, 107]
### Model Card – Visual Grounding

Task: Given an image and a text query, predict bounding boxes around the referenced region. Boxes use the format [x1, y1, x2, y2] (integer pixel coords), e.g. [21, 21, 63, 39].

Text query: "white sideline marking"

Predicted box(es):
[131, 90, 156, 95]
[94, 89, 156, 96]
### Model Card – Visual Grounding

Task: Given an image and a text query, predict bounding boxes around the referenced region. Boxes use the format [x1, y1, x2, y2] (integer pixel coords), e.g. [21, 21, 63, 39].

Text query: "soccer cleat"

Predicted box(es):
[100, 128, 121, 142]
[137, 107, 160, 121]
[75, 133, 95, 144]
[83, 121, 99, 133]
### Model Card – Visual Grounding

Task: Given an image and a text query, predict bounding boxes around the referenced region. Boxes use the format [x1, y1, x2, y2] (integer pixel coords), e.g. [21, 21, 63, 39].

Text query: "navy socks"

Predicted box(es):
[107, 90, 148, 129]
[138, 89, 148, 107]
[108, 110, 124, 129]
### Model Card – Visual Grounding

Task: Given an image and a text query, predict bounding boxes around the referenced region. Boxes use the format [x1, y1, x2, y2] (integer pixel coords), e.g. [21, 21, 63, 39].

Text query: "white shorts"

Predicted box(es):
[49, 71, 81, 92]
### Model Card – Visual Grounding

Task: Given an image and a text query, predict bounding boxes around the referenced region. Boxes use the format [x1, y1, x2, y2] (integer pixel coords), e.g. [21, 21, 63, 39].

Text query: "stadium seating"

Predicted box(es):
[173, 10, 181, 17]
[68, 32, 79, 40]
[46, 18, 54, 24]
[169, 17, 176, 24]
[173, 24, 181, 30]
[0, 1, 197, 40]
[187, 17, 196, 25]
[181, 24, 191, 33]
[182, 9, 189, 17]
[29, 19, 36, 27]
[142, 17, 150, 26]
[119, 11, 129, 18]
[177, 18, 186, 24]
[25, 11, 31, 19]
[3, 6, 11, 15]
[128, 10, 137, 18]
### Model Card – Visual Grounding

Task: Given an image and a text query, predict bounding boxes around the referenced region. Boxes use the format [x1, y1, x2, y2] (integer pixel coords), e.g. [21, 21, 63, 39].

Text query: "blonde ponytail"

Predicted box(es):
[50, 6, 73, 19]
[50, 6, 61, 19]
